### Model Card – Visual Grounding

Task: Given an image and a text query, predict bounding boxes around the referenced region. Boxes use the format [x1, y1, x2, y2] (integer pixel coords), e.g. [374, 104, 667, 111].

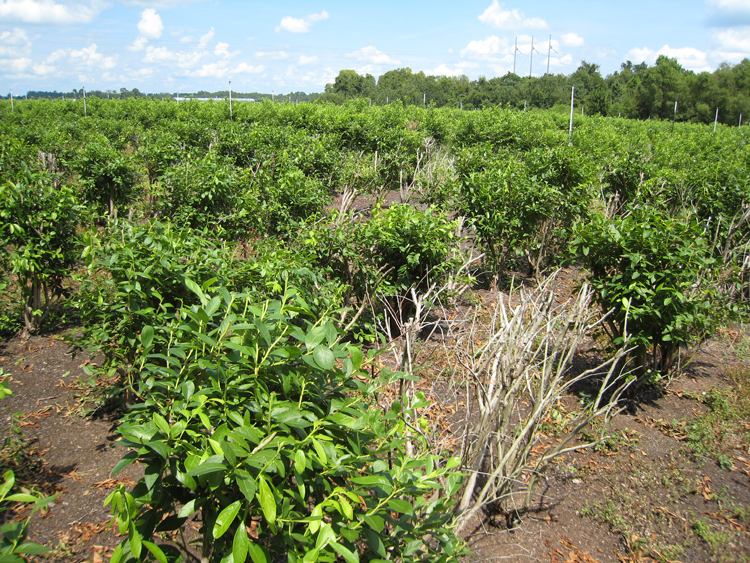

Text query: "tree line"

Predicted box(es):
[321, 56, 750, 126]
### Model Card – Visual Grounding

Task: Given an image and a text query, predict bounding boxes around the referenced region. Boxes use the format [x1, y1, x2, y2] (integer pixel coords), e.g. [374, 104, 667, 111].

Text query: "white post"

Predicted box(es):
[229, 80, 232, 118]
[9, 90, 13, 112]
[740, 114, 743, 127]
[460, 101, 463, 110]
[714, 108, 719, 132]
[513, 37, 518, 74]
[423, 92, 426, 105]
[568, 86, 575, 146]
[524, 100, 527, 112]
[83, 87, 87, 116]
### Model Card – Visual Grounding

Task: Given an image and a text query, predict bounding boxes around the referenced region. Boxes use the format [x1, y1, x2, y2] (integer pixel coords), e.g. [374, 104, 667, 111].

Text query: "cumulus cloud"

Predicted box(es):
[137, 8, 163, 39]
[712, 27, 750, 60]
[0, 28, 32, 58]
[120, 0, 207, 6]
[0, 0, 106, 25]
[198, 28, 214, 49]
[255, 50, 289, 60]
[187, 62, 228, 78]
[628, 44, 711, 72]
[214, 42, 230, 57]
[460, 35, 508, 59]
[143, 45, 177, 63]
[32, 42, 117, 77]
[276, 10, 329, 33]
[426, 64, 467, 77]
[130, 8, 164, 51]
[298, 54, 319, 65]
[479, 1, 548, 30]
[0, 57, 32, 72]
[233, 62, 264, 74]
[707, 0, 750, 12]
[346, 46, 400, 65]
[560, 33, 584, 47]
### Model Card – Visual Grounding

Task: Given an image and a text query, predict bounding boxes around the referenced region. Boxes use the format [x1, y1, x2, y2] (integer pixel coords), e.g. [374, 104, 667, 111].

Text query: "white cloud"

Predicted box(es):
[120, 0, 207, 6]
[70, 43, 117, 69]
[198, 28, 214, 49]
[215, 42, 230, 57]
[33, 62, 57, 74]
[427, 64, 466, 77]
[707, 0, 750, 12]
[0, 57, 32, 72]
[187, 62, 228, 78]
[712, 27, 750, 60]
[298, 54, 319, 65]
[560, 33, 584, 47]
[0, 0, 106, 25]
[0, 28, 32, 58]
[137, 8, 163, 39]
[301, 66, 337, 87]
[628, 44, 711, 72]
[478, 1, 548, 30]
[275, 10, 329, 33]
[233, 62, 264, 74]
[255, 50, 289, 60]
[180, 35, 193, 43]
[346, 46, 400, 65]
[130, 36, 149, 51]
[460, 35, 508, 59]
[143, 45, 177, 63]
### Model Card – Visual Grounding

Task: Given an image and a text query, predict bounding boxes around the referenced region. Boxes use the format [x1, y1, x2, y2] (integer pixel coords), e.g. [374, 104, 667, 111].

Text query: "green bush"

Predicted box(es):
[0, 170, 80, 335]
[105, 286, 465, 563]
[571, 207, 736, 377]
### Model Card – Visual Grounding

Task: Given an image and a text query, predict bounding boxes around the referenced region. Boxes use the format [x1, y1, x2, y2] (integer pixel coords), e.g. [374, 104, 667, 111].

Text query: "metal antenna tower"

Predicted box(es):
[529, 36, 540, 77]
[546, 35, 557, 75]
[513, 37, 523, 74]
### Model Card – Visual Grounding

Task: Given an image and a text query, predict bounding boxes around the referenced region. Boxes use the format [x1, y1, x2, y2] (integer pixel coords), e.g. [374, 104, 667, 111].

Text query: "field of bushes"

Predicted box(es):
[0, 97, 748, 563]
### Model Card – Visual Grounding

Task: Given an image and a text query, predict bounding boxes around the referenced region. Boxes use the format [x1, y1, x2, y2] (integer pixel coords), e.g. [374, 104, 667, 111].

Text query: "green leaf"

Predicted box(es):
[313, 346, 335, 371]
[140, 325, 154, 349]
[186, 455, 225, 477]
[129, 524, 142, 559]
[185, 278, 205, 303]
[213, 501, 242, 539]
[363, 514, 384, 533]
[233, 524, 250, 563]
[14, 542, 51, 555]
[257, 475, 276, 525]
[387, 498, 413, 514]
[294, 449, 306, 473]
[142, 540, 168, 563]
[247, 542, 267, 563]
[331, 541, 359, 563]
[111, 451, 139, 477]
[153, 413, 170, 435]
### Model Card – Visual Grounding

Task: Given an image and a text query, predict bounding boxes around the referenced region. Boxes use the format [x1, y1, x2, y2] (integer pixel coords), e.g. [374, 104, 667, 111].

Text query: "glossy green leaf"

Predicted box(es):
[213, 500, 242, 539]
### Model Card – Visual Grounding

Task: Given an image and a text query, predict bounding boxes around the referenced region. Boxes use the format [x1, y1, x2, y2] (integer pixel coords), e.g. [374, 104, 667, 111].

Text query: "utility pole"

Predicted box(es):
[547, 35, 557, 75]
[739, 113, 742, 127]
[513, 37, 518, 74]
[568, 86, 575, 146]
[83, 87, 87, 116]
[229, 80, 232, 118]
[714, 108, 719, 132]
[423, 92, 426, 105]
[672, 100, 677, 132]
[9, 89, 13, 112]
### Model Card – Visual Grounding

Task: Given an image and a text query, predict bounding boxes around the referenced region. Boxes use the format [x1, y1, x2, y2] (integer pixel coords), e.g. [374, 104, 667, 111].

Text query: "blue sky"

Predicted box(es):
[1, 0, 749, 95]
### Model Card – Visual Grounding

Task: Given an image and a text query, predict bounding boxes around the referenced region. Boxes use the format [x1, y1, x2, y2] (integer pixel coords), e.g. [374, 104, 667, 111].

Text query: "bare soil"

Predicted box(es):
[0, 275, 748, 563]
